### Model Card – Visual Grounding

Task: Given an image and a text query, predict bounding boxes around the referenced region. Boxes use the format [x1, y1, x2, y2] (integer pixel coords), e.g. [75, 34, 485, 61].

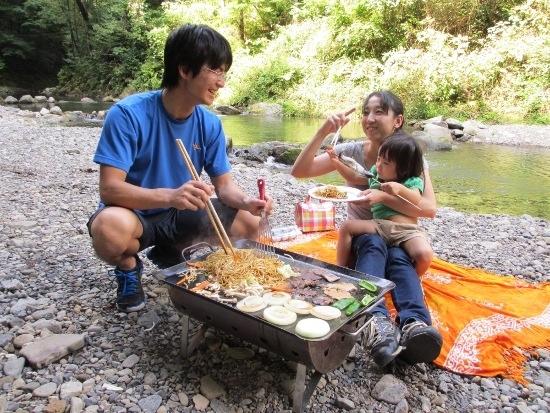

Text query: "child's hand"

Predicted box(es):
[380, 182, 402, 196]
[326, 146, 338, 161]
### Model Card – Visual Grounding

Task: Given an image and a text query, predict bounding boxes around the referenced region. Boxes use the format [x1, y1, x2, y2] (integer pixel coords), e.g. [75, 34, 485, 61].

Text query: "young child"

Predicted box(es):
[336, 133, 433, 276]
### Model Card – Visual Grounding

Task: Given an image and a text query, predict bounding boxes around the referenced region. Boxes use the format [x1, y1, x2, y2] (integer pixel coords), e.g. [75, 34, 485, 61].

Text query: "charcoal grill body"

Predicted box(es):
[155, 240, 395, 412]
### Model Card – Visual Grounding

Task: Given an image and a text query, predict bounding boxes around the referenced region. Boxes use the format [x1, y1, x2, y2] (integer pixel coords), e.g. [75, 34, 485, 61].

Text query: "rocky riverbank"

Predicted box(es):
[0, 106, 549, 413]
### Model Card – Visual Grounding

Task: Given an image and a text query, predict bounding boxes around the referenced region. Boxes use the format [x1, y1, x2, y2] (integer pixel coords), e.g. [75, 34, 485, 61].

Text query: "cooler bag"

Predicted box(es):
[294, 195, 336, 233]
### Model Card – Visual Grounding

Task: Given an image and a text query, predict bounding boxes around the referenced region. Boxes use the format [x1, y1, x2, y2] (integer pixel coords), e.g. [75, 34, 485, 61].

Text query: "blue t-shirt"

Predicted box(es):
[93, 90, 230, 215]
[369, 166, 424, 220]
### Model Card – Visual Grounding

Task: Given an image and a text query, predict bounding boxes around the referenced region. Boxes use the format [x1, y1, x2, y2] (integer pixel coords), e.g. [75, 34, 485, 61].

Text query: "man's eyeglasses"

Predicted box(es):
[202, 67, 226, 81]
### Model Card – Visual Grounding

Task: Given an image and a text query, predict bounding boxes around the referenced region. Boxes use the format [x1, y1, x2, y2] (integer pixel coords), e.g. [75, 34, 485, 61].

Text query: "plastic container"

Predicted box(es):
[271, 225, 302, 242]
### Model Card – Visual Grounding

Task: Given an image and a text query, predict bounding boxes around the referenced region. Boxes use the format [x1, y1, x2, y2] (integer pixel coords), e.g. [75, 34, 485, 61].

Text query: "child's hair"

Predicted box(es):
[378, 130, 424, 182]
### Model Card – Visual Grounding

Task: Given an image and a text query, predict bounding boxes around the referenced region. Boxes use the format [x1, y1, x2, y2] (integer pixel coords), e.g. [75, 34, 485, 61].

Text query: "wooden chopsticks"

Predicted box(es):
[329, 126, 342, 147]
[175, 139, 236, 256]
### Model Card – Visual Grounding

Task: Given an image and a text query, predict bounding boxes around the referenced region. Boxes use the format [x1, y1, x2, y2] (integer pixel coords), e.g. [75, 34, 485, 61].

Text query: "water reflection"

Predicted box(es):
[319, 143, 550, 220]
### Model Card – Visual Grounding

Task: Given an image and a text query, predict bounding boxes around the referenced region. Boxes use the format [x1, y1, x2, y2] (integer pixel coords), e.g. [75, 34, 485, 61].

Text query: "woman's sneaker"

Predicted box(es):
[109, 255, 146, 312]
[362, 312, 403, 367]
[398, 320, 443, 364]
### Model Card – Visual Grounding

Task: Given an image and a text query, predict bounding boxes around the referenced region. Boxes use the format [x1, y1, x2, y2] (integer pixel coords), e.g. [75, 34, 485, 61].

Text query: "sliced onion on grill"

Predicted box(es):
[262, 291, 292, 306]
[263, 305, 298, 326]
[295, 318, 331, 338]
[236, 296, 267, 313]
[310, 305, 342, 321]
[284, 299, 313, 314]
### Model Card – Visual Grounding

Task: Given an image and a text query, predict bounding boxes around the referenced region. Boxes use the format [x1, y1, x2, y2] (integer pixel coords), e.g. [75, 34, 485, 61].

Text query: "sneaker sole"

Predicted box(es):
[117, 297, 147, 313]
[373, 344, 403, 368]
[399, 328, 443, 365]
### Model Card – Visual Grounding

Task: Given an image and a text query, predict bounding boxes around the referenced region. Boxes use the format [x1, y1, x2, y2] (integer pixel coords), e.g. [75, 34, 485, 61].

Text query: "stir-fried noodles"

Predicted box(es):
[314, 186, 347, 199]
[200, 249, 286, 288]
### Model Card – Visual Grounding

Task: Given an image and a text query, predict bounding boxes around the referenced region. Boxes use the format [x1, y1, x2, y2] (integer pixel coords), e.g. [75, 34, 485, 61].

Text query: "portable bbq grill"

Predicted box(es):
[153, 239, 395, 412]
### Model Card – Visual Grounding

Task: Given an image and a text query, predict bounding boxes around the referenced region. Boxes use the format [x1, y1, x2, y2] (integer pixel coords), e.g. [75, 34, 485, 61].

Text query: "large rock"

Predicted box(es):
[18, 95, 35, 104]
[416, 124, 453, 151]
[19, 334, 85, 368]
[247, 102, 283, 117]
[214, 104, 241, 115]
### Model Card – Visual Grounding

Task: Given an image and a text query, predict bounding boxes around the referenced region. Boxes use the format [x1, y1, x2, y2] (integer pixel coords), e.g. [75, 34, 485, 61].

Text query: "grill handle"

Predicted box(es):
[182, 242, 217, 261]
[336, 297, 384, 339]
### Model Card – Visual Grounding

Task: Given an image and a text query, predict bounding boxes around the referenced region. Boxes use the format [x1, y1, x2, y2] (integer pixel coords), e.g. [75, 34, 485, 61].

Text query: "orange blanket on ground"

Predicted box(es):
[277, 230, 550, 385]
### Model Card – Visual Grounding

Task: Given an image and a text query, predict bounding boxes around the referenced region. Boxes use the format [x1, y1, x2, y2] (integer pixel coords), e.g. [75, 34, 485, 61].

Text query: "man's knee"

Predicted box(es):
[90, 207, 141, 241]
[230, 210, 260, 240]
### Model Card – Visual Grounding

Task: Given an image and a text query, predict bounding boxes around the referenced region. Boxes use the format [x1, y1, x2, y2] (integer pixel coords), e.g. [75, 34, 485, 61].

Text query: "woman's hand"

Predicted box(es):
[291, 107, 356, 179]
[352, 189, 385, 208]
[322, 107, 356, 136]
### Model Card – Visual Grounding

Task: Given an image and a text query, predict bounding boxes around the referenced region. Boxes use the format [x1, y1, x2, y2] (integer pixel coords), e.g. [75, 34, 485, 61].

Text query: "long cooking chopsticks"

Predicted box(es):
[175, 139, 236, 257]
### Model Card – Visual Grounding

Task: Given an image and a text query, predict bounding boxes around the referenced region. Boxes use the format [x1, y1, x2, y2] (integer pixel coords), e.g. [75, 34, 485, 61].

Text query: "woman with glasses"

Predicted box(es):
[87, 24, 273, 313]
[291, 91, 442, 368]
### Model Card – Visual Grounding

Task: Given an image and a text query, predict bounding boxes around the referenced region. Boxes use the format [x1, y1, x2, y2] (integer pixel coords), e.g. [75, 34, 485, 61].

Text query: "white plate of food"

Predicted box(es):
[308, 185, 366, 202]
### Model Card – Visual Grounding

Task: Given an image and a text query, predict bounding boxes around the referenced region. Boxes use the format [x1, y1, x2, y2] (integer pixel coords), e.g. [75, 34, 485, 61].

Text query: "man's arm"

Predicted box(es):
[98, 164, 215, 211]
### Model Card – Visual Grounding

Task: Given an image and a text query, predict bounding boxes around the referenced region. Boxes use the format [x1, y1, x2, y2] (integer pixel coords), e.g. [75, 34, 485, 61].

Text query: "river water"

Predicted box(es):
[221, 115, 550, 221]
[4, 97, 550, 220]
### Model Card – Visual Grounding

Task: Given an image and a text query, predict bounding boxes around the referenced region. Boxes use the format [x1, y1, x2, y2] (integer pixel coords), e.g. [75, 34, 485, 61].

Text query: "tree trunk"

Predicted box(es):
[74, 0, 93, 31]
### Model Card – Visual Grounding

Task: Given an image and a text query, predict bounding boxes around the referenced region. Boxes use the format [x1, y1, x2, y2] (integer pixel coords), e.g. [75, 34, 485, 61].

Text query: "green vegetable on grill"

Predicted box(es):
[332, 297, 356, 310]
[358, 280, 377, 293]
[360, 294, 377, 307]
[345, 299, 361, 316]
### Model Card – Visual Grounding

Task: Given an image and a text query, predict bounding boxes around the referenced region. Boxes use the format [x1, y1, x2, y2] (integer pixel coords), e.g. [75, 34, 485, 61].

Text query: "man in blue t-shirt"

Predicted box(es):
[87, 24, 273, 313]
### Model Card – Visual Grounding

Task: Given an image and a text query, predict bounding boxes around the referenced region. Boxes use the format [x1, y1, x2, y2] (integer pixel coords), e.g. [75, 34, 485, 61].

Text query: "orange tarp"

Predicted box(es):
[276, 230, 550, 384]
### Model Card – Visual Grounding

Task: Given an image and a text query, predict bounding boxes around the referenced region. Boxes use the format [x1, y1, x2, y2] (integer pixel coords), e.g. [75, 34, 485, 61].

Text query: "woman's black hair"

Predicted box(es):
[161, 24, 233, 89]
[363, 91, 405, 129]
[378, 130, 424, 182]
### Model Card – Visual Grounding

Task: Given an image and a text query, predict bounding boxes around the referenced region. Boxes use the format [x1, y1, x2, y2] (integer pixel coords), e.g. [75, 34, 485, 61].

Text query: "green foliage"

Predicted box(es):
[424, 0, 523, 39]
[57, 0, 149, 96]
[0, 0, 65, 81]
[326, 0, 425, 61]
[225, 0, 294, 47]
[2, 0, 549, 125]
[228, 57, 303, 107]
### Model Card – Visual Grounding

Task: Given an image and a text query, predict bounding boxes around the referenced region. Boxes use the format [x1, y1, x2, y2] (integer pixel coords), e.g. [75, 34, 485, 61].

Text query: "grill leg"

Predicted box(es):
[292, 363, 323, 413]
[180, 315, 208, 358]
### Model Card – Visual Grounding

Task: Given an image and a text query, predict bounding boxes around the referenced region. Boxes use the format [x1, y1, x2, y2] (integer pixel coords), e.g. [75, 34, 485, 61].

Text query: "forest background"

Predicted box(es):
[0, 0, 549, 124]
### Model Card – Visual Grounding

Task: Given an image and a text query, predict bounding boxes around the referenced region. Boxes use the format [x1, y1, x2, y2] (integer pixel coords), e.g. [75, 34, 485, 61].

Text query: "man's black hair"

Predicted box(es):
[161, 24, 233, 89]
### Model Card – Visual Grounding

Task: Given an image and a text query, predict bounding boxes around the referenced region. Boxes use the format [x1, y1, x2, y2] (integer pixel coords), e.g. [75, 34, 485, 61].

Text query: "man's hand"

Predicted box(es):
[246, 193, 274, 217]
[170, 181, 214, 210]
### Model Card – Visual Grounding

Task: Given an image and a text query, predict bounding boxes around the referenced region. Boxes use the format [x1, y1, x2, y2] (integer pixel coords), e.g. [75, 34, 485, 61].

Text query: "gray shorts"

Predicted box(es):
[87, 199, 239, 252]
[371, 219, 428, 247]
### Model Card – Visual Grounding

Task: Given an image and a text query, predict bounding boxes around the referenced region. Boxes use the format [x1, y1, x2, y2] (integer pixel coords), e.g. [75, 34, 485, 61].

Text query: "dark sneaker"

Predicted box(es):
[398, 320, 443, 365]
[109, 255, 146, 312]
[146, 245, 184, 269]
[361, 313, 402, 367]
